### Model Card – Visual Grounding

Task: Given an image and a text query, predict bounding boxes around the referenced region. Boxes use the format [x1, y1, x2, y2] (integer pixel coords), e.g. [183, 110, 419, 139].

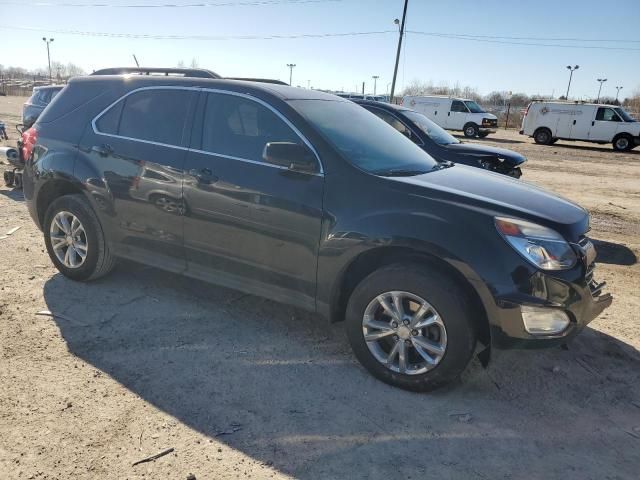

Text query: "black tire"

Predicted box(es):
[3, 170, 14, 187]
[612, 134, 633, 152]
[477, 132, 490, 138]
[463, 124, 479, 138]
[533, 128, 553, 145]
[549, 138, 558, 145]
[43, 194, 116, 281]
[345, 264, 477, 392]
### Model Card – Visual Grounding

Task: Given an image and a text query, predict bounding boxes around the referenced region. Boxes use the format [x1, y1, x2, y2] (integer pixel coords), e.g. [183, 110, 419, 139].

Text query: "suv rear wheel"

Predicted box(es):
[345, 264, 477, 392]
[44, 194, 116, 281]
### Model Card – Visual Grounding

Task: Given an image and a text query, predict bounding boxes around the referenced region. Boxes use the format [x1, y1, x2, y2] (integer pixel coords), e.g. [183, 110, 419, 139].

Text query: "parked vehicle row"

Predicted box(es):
[21, 70, 611, 391]
[520, 101, 639, 151]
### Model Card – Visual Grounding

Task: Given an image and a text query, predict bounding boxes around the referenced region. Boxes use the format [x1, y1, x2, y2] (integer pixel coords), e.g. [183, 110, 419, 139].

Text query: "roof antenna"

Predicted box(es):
[132, 54, 140, 68]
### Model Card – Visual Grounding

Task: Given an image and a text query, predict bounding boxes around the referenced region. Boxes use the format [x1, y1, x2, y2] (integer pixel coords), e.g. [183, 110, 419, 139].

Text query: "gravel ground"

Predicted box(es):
[1, 96, 639, 479]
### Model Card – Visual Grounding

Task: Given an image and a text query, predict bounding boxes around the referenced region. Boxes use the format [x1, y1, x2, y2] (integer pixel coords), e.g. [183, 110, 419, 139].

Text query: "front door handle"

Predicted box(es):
[91, 144, 113, 156]
[573, 119, 576, 125]
[190, 168, 218, 184]
[448, 112, 451, 116]
[592, 121, 595, 126]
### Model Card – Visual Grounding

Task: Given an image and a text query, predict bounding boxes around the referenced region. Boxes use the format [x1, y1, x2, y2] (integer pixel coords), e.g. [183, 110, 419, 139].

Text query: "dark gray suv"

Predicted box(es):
[22, 73, 611, 391]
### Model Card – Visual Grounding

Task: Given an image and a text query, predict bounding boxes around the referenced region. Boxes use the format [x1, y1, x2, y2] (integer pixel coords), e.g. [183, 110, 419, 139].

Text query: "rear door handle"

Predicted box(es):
[91, 144, 113, 156]
[573, 119, 576, 125]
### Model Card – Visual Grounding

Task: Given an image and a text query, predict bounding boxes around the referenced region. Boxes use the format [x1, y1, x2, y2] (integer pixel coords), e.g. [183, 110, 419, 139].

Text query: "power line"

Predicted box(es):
[0, 25, 395, 40]
[407, 31, 640, 51]
[407, 31, 640, 44]
[0, 0, 341, 7]
[1, 24, 638, 51]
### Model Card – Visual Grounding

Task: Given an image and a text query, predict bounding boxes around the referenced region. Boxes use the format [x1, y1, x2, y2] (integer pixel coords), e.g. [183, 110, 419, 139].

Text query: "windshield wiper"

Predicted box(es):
[372, 168, 429, 177]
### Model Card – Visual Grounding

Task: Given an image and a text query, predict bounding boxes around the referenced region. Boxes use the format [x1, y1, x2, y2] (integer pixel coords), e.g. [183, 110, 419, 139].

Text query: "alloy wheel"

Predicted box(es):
[50, 211, 88, 268]
[362, 291, 447, 375]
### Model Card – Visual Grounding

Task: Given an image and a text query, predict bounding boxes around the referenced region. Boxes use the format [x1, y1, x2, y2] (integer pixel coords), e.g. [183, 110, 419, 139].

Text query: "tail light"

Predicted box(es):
[523, 103, 532, 117]
[21, 126, 38, 163]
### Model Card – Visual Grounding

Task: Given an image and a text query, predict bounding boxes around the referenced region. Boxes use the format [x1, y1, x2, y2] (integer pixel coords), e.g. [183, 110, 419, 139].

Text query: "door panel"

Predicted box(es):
[183, 92, 324, 309]
[553, 105, 576, 138]
[84, 88, 196, 272]
[447, 100, 468, 129]
[589, 107, 622, 141]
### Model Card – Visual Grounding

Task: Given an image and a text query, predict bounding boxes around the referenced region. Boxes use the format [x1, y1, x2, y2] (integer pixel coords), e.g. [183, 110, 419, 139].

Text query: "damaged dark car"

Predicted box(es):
[355, 99, 526, 178]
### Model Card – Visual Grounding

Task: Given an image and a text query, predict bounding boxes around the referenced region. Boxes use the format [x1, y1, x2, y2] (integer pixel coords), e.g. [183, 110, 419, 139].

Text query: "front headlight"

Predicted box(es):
[495, 217, 577, 270]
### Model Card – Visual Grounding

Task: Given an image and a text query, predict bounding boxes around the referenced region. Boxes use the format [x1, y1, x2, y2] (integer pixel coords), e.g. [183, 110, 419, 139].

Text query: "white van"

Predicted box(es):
[520, 101, 639, 152]
[401, 95, 498, 138]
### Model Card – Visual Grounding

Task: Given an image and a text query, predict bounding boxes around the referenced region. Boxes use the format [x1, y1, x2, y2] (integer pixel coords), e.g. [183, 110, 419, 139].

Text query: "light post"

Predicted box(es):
[596, 78, 607, 103]
[615, 86, 623, 103]
[42, 37, 54, 84]
[389, 0, 409, 103]
[286, 63, 296, 86]
[372, 75, 379, 95]
[565, 65, 579, 100]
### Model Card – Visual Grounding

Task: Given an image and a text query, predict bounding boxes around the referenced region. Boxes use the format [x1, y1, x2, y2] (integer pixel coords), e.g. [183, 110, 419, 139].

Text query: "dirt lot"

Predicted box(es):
[1, 95, 639, 479]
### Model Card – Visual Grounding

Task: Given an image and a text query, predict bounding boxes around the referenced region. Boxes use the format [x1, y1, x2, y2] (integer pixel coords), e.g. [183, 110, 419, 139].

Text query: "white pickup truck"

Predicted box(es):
[520, 101, 640, 152]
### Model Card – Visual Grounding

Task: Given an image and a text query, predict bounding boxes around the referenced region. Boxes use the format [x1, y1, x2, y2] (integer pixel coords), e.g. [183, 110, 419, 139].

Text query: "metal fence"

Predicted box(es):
[0, 76, 55, 97]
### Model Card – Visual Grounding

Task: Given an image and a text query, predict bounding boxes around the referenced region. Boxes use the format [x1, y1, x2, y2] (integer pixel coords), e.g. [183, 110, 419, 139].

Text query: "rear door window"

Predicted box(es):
[95, 89, 194, 146]
[365, 107, 420, 144]
[199, 92, 302, 162]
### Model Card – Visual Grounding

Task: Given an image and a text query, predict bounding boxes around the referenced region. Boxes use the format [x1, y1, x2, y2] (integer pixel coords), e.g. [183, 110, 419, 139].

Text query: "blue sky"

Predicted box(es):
[2, 0, 639, 99]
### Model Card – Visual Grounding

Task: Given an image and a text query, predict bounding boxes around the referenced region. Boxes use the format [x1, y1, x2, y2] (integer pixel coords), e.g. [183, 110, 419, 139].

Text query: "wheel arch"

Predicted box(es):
[328, 246, 491, 347]
[36, 178, 85, 227]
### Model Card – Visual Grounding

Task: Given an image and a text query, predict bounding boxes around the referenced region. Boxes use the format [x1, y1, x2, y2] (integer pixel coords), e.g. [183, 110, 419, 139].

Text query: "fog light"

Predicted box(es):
[521, 306, 570, 335]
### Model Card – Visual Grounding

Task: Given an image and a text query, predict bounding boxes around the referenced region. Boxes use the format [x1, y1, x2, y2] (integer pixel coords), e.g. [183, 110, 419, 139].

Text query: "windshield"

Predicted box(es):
[615, 108, 637, 122]
[291, 99, 439, 175]
[402, 110, 460, 145]
[464, 101, 485, 113]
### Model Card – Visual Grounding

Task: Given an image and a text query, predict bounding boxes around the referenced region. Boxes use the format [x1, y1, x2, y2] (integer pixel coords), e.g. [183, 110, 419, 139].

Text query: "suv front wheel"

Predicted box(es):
[44, 194, 116, 281]
[345, 264, 477, 392]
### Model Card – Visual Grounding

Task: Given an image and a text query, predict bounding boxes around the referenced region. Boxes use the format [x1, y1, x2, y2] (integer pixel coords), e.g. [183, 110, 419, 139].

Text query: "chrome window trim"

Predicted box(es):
[91, 85, 324, 175]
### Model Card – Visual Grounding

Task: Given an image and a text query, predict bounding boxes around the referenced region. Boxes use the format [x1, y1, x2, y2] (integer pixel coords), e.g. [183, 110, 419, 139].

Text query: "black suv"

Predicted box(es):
[23, 73, 611, 391]
[354, 99, 526, 178]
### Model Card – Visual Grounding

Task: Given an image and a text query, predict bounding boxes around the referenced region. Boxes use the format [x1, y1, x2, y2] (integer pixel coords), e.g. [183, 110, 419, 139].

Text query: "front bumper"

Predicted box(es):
[487, 241, 612, 349]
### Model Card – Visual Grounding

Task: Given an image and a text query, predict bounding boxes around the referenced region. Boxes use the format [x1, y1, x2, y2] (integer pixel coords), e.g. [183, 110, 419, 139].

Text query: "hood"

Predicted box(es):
[444, 142, 527, 166]
[388, 165, 588, 241]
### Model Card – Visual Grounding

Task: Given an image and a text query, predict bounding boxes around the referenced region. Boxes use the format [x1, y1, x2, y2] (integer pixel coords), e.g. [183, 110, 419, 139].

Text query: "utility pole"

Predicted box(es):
[362, 82, 365, 95]
[42, 37, 54, 84]
[596, 78, 607, 103]
[565, 65, 578, 100]
[389, 0, 408, 103]
[286, 63, 296, 86]
[372, 75, 379, 95]
[615, 86, 623, 103]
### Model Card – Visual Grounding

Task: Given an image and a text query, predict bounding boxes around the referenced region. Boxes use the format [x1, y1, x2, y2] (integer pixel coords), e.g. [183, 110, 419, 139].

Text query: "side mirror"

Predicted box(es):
[262, 142, 317, 173]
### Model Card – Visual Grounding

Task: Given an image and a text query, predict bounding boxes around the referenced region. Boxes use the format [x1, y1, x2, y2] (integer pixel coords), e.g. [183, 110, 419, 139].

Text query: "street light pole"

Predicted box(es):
[372, 75, 379, 95]
[596, 78, 607, 103]
[42, 37, 54, 84]
[615, 86, 623, 103]
[565, 65, 578, 100]
[389, 0, 408, 103]
[286, 63, 296, 86]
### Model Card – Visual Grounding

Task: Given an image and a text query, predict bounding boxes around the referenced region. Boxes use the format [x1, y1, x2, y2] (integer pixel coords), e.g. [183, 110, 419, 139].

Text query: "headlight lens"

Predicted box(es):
[495, 217, 577, 270]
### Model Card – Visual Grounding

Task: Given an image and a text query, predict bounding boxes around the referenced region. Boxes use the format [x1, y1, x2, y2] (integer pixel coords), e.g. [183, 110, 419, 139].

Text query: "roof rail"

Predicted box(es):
[91, 67, 221, 79]
[227, 77, 288, 85]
